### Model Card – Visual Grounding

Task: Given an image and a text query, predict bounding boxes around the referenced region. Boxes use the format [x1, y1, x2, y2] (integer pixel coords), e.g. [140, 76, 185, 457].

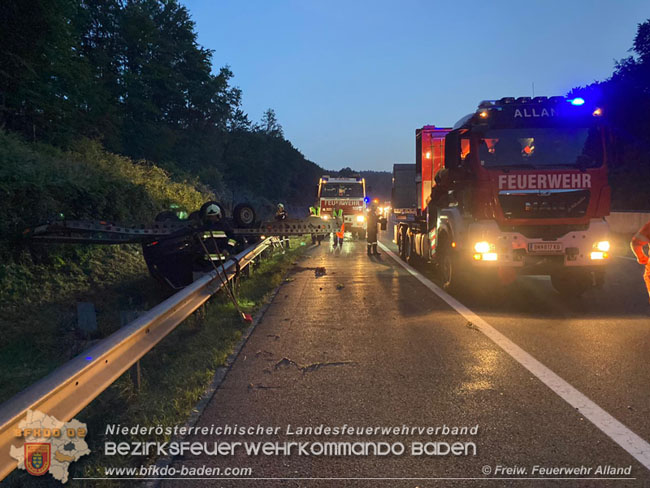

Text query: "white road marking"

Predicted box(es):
[379, 241, 650, 471]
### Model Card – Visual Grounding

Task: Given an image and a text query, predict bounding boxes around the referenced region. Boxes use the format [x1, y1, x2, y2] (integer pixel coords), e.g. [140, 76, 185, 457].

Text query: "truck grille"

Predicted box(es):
[498, 190, 590, 220]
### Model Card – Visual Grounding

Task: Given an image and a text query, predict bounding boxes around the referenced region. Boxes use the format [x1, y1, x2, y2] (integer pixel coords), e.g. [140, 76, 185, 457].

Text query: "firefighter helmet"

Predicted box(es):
[200, 201, 224, 222]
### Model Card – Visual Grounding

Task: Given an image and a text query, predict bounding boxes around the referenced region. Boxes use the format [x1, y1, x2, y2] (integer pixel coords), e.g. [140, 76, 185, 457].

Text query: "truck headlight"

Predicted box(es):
[474, 241, 493, 253]
[473, 252, 498, 261]
[322, 215, 330, 220]
[356, 215, 365, 223]
[594, 241, 610, 252]
[590, 251, 609, 260]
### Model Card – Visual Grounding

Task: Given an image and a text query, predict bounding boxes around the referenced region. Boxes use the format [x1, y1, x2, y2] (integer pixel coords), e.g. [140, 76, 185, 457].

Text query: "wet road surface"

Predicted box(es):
[163, 234, 650, 488]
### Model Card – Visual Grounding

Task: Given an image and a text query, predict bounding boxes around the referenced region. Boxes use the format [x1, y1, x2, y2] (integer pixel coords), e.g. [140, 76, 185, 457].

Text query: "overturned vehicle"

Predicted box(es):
[25, 202, 336, 289]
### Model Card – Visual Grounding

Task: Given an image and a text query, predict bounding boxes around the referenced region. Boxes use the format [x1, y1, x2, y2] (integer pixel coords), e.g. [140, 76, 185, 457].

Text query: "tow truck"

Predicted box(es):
[396, 96, 611, 296]
[25, 201, 336, 289]
[317, 176, 367, 238]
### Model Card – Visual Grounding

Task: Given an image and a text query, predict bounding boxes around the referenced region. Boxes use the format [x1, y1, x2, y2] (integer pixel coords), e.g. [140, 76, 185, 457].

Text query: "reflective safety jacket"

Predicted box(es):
[631, 221, 650, 264]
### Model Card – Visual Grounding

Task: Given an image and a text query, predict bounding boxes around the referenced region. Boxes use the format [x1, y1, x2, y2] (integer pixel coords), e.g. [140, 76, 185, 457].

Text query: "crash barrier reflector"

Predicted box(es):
[0, 238, 277, 482]
[606, 211, 650, 234]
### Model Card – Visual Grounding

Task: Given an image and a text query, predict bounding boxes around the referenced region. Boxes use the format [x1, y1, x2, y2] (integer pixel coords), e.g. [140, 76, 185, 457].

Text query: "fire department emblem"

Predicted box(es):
[25, 443, 51, 476]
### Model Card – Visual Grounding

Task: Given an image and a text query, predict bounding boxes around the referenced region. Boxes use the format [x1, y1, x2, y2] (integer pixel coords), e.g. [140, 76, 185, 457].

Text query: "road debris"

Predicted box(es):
[248, 383, 281, 391]
[255, 350, 274, 359]
[466, 321, 480, 331]
[292, 265, 327, 277]
[273, 357, 355, 374]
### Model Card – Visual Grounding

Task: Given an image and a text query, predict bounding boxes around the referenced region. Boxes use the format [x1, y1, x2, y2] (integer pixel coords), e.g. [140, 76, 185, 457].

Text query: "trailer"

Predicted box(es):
[25, 201, 336, 289]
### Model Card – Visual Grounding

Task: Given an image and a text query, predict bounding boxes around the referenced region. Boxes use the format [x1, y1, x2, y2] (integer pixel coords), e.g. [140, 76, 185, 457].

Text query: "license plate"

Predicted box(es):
[528, 242, 563, 253]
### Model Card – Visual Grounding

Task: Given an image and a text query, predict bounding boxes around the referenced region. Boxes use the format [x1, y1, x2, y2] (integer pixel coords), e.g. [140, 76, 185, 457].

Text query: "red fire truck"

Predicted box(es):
[396, 96, 611, 296]
[318, 175, 367, 238]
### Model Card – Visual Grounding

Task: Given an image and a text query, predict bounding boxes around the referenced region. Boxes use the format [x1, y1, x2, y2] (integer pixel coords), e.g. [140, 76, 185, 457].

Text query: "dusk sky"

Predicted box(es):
[182, 0, 648, 172]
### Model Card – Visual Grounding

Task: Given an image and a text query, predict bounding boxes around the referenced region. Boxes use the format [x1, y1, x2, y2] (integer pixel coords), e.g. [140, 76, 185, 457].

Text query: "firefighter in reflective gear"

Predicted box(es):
[332, 208, 344, 248]
[309, 206, 323, 245]
[275, 203, 289, 248]
[366, 201, 381, 256]
[630, 220, 650, 303]
[275, 203, 288, 221]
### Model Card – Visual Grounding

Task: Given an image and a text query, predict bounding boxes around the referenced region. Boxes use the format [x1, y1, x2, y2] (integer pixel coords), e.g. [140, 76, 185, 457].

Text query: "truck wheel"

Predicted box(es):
[550, 270, 592, 297]
[404, 234, 416, 263]
[438, 240, 461, 292]
[398, 227, 408, 260]
[233, 203, 256, 228]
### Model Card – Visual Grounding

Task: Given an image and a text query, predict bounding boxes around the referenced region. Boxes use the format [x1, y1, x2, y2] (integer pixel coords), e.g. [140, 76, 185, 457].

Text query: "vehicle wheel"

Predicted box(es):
[550, 270, 592, 297]
[398, 227, 408, 260]
[233, 203, 256, 228]
[438, 238, 461, 293]
[155, 211, 179, 222]
[200, 201, 226, 223]
[405, 233, 417, 264]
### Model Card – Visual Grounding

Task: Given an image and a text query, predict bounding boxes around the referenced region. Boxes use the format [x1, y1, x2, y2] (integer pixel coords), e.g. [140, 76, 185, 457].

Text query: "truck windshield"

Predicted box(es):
[320, 183, 364, 198]
[478, 127, 602, 169]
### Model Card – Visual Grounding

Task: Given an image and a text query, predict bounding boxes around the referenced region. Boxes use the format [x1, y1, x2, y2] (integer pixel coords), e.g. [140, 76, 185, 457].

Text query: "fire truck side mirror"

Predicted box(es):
[444, 131, 461, 170]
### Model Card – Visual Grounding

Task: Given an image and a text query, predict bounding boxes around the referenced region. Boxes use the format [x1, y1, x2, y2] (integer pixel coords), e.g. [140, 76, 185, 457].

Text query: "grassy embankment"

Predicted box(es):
[0, 130, 208, 397]
[0, 131, 311, 486]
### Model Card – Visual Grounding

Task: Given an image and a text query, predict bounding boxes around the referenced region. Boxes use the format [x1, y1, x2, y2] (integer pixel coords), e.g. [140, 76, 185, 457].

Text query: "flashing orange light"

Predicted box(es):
[473, 253, 482, 261]
[451, 241, 457, 248]
[425, 151, 431, 159]
[479, 110, 488, 118]
[593, 107, 603, 116]
[373, 198, 379, 203]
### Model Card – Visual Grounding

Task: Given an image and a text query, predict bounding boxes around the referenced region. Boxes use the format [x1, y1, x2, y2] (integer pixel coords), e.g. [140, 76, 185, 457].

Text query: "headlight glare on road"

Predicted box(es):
[356, 215, 365, 223]
[594, 241, 610, 252]
[474, 241, 492, 253]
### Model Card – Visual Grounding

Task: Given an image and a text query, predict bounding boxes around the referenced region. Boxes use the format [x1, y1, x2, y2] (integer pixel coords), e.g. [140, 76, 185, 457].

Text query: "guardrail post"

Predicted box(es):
[121, 310, 143, 392]
[131, 360, 141, 391]
[76, 302, 97, 337]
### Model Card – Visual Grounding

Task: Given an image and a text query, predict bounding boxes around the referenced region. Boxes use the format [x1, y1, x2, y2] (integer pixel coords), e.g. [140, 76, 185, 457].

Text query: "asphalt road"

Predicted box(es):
[163, 231, 650, 488]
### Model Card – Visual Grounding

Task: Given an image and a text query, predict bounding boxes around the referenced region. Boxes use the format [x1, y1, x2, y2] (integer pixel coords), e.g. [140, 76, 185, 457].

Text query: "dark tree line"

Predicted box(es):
[0, 0, 322, 206]
[570, 19, 650, 210]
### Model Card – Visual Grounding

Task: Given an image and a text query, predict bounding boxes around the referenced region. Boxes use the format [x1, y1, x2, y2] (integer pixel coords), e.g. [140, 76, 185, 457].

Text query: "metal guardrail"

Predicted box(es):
[0, 237, 277, 482]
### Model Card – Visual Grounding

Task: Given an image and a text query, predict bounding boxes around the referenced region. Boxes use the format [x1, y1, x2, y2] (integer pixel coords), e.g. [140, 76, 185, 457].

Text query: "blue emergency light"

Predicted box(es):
[364, 197, 370, 204]
[569, 97, 585, 106]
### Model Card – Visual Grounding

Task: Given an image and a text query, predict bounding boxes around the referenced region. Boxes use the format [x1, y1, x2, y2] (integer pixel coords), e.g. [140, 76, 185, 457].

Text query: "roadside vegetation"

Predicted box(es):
[0, 0, 323, 209]
[3, 237, 310, 488]
[0, 130, 212, 397]
[570, 19, 650, 210]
